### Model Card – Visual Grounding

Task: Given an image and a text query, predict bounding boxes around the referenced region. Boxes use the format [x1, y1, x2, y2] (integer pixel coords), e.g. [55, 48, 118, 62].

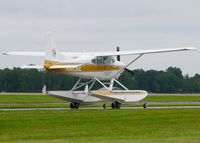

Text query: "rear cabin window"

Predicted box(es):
[91, 59, 96, 64]
[97, 57, 103, 64]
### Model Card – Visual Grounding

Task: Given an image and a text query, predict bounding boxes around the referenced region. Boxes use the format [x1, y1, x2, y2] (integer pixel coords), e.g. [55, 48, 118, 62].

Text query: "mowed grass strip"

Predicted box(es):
[0, 95, 63, 103]
[1, 94, 200, 103]
[0, 109, 200, 143]
[144, 94, 200, 102]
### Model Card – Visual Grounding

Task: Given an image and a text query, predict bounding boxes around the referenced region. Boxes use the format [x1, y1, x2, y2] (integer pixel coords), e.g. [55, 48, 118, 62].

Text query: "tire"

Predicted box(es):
[115, 102, 121, 109]
[70, 102, 75, 109]
[111, 103, 116, 109]
[74, 102, 80, 109]
[103, 103, 107, 109]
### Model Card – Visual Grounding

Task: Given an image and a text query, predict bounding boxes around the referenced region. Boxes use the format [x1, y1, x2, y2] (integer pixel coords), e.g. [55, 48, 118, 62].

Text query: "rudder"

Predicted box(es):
[45, 30, 57, 62]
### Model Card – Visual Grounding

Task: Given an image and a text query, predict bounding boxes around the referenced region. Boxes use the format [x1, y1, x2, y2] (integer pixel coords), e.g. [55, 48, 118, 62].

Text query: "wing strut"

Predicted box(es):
[112, 54, 144, 79]
[71, 78, 95, 91]
[94, 78, 128, 91]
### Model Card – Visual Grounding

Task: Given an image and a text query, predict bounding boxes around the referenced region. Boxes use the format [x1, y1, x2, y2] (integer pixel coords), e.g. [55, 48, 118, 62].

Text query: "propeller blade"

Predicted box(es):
[116, 46, 120, 61]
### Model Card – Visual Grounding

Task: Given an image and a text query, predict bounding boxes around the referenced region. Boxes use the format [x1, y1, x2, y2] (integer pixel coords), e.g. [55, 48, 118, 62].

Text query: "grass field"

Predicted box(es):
[0, 94, 62, 103]
[1, 94, 200, 143]
[1, 109, 200, 143]
[0, 94, 65, 108]
[145, 94, 200, 102]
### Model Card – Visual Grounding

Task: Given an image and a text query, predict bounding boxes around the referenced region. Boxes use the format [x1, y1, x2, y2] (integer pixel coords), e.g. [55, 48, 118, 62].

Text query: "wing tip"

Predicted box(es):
[186, 47, 198, 50]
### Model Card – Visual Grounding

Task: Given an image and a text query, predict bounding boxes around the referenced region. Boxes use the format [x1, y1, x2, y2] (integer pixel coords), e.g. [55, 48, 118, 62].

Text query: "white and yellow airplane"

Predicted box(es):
[3, 31, 197, 109]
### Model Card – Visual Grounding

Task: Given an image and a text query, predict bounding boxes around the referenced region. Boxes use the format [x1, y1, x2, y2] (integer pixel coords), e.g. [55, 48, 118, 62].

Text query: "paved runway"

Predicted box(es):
[1, 106, 200, 111]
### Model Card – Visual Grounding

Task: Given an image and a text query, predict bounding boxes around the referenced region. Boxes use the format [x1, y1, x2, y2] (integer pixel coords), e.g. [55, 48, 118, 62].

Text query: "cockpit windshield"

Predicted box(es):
[91, 56, 115, 65]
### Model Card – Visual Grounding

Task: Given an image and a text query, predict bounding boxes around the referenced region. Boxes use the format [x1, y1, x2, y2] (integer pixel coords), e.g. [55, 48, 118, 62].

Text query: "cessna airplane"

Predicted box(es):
[3, 31, 197, 109]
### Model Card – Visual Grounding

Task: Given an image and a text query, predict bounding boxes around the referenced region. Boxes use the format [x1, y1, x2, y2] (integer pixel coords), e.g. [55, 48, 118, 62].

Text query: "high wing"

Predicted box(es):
[90, 47, 197, 57]
[3, 47, 196, 58]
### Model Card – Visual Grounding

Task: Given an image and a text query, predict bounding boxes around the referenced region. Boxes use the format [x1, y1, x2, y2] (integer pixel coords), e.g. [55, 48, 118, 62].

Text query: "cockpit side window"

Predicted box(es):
[91, 56, 115, 65]
[103, 56, 115, 65]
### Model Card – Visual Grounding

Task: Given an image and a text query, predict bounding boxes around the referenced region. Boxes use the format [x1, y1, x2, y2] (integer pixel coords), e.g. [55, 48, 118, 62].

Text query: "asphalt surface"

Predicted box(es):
[1, 101, 200, 106]
[1, 106, 200, 111]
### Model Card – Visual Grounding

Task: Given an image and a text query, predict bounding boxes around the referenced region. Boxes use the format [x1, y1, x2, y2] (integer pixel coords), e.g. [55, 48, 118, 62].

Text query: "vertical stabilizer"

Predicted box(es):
[42, 85, 47, 94]
[46, 30, 57, 61]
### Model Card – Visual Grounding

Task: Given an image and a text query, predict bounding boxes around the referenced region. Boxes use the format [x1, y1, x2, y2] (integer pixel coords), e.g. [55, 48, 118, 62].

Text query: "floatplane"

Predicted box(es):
[3, 31, 197, 109]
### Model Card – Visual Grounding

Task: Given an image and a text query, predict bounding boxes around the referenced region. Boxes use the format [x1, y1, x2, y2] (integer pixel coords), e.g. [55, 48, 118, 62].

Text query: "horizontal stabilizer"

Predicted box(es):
[21, 64, 44, 69]
[3, 52, 45, 57]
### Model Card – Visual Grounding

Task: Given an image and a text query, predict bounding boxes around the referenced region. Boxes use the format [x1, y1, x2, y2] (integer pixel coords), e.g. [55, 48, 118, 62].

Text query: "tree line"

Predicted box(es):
[0, 67, 199, 93]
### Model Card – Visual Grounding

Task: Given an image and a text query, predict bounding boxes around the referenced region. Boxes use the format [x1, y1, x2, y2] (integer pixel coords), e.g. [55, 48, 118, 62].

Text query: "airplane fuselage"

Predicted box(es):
[44, 60, 124, 80]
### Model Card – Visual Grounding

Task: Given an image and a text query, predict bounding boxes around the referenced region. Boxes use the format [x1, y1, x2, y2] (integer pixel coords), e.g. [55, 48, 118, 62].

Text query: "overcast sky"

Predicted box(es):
[0, 0, 199, 75]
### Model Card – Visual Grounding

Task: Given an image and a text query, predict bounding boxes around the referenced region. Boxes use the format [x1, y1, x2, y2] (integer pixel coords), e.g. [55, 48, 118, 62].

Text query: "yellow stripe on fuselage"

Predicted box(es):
[44, 60, 123, 73]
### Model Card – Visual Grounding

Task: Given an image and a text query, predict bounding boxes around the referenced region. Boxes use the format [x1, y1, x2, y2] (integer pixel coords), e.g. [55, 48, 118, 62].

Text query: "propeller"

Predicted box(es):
[116, 46, 120, 61]
[116, 46, 134, 76]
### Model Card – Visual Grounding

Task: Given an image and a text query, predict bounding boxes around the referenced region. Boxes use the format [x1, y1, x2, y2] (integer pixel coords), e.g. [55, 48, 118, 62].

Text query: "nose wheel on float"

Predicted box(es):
[143, 102, 147, 109]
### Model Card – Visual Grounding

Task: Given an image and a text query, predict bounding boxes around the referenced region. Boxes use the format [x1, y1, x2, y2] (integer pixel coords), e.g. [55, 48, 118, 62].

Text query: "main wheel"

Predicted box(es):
[111, 103, 116, 109]
[74, 102, 80, 109]
[115, 102, 121, 109]
[70, 102, 75, 109]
